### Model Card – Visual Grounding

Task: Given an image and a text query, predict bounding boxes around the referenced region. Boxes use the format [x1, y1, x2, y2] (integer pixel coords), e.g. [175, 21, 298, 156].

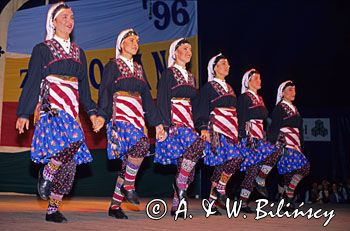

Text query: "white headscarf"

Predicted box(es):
[115, 28, 137, 58]
[241, 68, 257, 94]
[45, 2, 67, 41]
[167, 38, 184, 68]
[276, 80, 293, 105]
[207, 53, 222, 82]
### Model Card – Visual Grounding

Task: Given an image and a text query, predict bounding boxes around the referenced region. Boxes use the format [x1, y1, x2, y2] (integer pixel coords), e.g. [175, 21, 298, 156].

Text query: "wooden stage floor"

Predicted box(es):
[0, 194, 349, 230]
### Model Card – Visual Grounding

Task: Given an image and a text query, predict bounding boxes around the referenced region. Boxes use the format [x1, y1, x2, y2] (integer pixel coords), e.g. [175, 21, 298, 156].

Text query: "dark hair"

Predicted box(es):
[119, 30, 138, 51]
[122, 30, 138, 41]
[212, 54, 227, 70]
[282, 81, 295, 91]
[175, 39, 190, 50]
[52, 3, 70, 20]
[248, 69, 260, 79]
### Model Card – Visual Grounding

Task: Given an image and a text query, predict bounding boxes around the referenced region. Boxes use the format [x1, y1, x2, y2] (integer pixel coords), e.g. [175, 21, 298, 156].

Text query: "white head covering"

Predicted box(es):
[241, 68, 258, 94]
[45, 2, 68, 40]
[115, 28, 138, 58]
[167, 38, 185, 68]
[276, 80, 293, 105]
[207, 53, 222, 82]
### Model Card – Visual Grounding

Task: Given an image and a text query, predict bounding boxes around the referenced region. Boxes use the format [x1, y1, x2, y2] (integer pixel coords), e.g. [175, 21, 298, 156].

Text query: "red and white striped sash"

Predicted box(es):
[210, 107, 238, 141]
[113, 92, 145, 131]
[280, 127, 301, 152]
[247, 119, 264, 139]
[46, 75, 79, 119]
[171, 98, 194, 129]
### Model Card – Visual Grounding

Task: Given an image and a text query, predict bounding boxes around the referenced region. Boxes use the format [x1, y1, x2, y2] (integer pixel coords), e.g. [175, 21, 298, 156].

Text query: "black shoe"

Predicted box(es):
[241, 205, 255, 214]
[211, 207, 222, 216]
[45, 211, 67, 223]
[255, 183, 269, 198]
[121, 186, 140, 205]
[108, 207, 128, 219]
[281, 198, 295, 212]
[37, 167, 52, 200]
[213, 188, 227, 209]
[172, 182, 187, 202]
[170, 209, 186, 218]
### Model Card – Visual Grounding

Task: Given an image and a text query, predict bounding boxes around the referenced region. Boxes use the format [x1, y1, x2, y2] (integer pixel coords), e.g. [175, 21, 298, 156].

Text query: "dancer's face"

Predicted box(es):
[248, 73, 262, 91]
[121, 35, 139, 56]
[175, 43, 192, 65]
[214, 59, 230, 79]
[53, 8, 74, 38]
[283, 85, 296, 102]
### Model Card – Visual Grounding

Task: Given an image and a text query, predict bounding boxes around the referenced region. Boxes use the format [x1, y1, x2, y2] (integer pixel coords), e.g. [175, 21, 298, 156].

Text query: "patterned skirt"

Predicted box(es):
[240, 138, 277, 171]
[31, 110, 92, 165]
[154, 126, 199, 165]
[107, 120, 147, 160]
[277, 148, 309, 174]
[203, 133, 242, 166]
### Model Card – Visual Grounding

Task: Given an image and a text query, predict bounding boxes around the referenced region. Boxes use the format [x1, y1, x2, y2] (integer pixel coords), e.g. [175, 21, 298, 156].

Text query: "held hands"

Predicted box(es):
[91, 115, 105, 133]
[156, 124, 167, 142]
[16, 118, 30, 134]
[200, 129, 211, 143]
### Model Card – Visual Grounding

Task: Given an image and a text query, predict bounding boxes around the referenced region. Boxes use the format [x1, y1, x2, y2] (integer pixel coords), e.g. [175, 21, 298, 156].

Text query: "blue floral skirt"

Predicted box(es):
[31, 110, 91, 165]
[203, 133, 243, 166]
[107, 120, 147, 160]
[154, 126, 199, 165]
[240, 138, 277, 171]
[277, 147, 309, 174]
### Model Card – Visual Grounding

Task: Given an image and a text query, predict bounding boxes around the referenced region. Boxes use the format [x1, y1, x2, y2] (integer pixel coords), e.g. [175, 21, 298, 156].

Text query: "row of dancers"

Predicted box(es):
[15, 2, 310, 223]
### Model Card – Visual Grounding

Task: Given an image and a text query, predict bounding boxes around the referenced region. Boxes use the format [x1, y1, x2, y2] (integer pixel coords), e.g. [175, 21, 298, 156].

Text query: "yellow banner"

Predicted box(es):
[3, 36, 198, 102]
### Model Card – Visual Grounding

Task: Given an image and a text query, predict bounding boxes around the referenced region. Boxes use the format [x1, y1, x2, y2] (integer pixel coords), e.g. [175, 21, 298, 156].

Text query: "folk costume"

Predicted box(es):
[98, 29, 162, 219]
[196, 54, 243, 211]
[237, 69, 277, 211]
[267, 80, 310, 210]
[154, 38, 205, 214]
[16, 3, 97, 223]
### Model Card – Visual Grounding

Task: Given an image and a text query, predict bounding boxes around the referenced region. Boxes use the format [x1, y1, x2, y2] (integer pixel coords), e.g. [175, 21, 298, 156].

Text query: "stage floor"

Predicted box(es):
[0, 194, 349, 230]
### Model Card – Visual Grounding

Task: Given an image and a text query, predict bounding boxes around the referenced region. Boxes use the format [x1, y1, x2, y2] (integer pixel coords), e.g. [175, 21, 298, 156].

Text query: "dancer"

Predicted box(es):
[196, 53, 243, 215]
[16, 2, 98, 223]
[154, 38, 205, 216]
[237, 69, 277, 213]
[267, 80, 310, 211]
[95, 28, 166, 219]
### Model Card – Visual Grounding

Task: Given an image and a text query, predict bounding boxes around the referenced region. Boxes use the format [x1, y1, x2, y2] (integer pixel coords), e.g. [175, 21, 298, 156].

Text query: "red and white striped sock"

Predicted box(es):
[176, 159, 196, 190]
[216, 172, 231, 195]
[111, 182, 124, 210]
[256, 165, 272, 186]
[240, 189, 251, 207]
[124, 161, 140, 191]
[286, 174, 302, 198]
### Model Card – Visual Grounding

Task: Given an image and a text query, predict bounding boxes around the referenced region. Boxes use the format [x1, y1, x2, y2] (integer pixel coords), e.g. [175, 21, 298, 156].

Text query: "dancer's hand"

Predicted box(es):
[16, 117, 29, 134]
[200, 130, 210, 143]
[90, 114, 97, 127]
[93, 116, 105, 133]
[156, 124, 167, 142]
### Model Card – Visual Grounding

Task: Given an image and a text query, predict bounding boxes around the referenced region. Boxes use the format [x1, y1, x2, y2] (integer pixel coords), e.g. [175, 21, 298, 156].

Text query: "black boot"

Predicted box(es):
[121, 186, 140, 205]
[281, 198, 296, 212]
[241, 205, 255, 214]
[108, 207, 128, 219]
[37, 167, 52, 200]
[255, 182, 269, 198]
[45, 211, 67, 223]
[172, 182, 187, 202]
[211, 207, 222, 216]
[213, 187, 227, 209]
[170, 209, 186, 218]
